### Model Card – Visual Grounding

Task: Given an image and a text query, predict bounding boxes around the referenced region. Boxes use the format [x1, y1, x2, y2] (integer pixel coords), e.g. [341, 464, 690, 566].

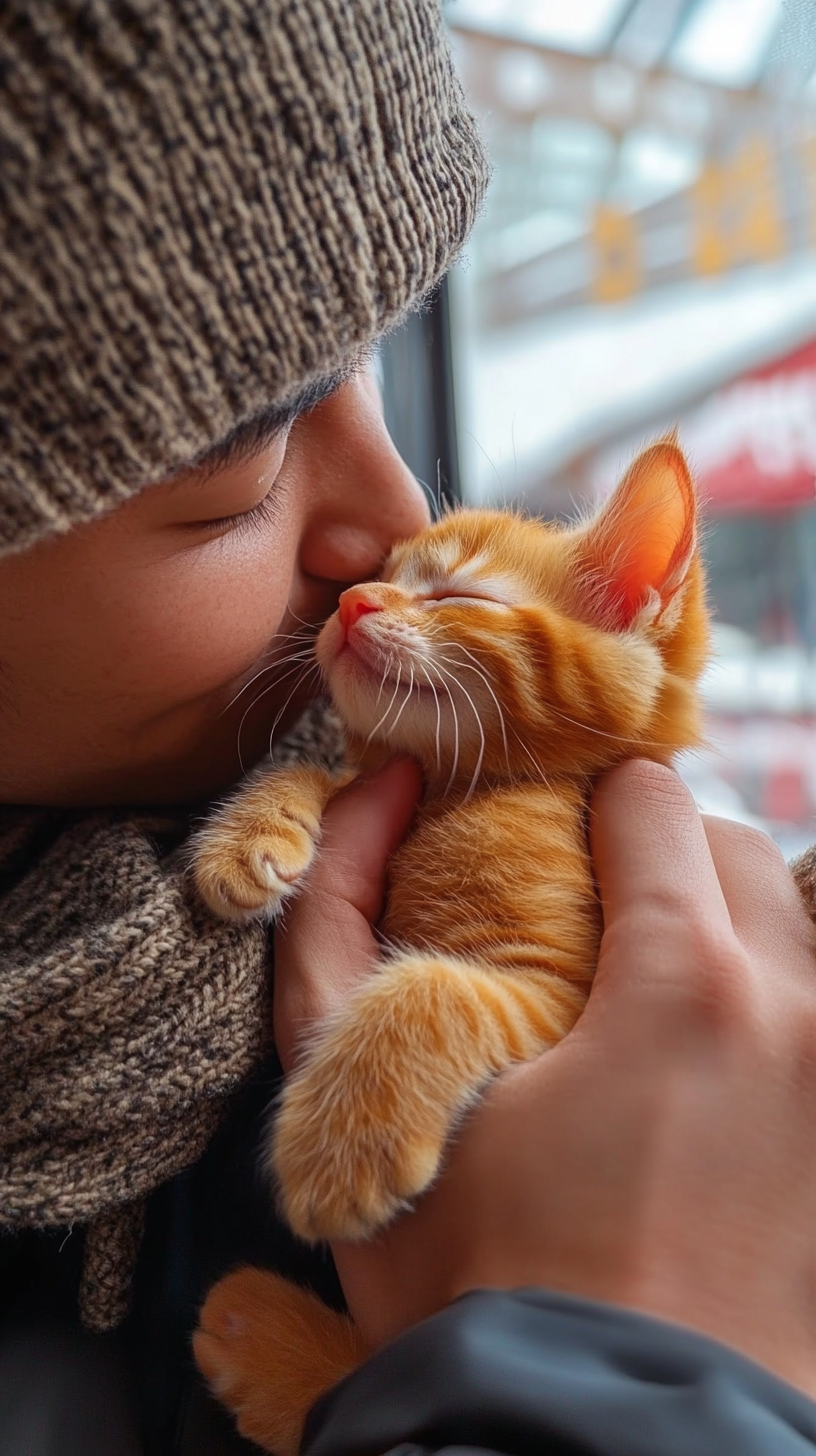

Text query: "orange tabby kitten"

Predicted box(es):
[192, 440, 709, 1455]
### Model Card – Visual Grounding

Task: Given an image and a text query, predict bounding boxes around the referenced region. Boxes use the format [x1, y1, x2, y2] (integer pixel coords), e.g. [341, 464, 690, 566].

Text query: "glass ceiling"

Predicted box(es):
[670, 0, 784, 88]
[452, 0, 795, 88]
[450, 0, 631, 56]
[449, 0, 816, 498]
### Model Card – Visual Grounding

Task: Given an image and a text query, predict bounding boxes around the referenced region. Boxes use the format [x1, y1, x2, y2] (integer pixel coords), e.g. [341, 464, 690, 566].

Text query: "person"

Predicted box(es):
[0, 2, 815, 1454]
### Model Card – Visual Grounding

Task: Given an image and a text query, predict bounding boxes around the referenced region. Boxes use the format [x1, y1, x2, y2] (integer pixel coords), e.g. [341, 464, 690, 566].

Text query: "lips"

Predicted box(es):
[335, 636, 433, 698]
[336, 634, 379, 673]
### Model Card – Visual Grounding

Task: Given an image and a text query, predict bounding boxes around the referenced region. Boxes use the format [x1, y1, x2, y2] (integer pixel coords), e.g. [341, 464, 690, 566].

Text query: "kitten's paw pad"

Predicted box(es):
[272, 1061, 447, 1242]
[194, 1268, 284, 1451]
[192, 813, 319, 923]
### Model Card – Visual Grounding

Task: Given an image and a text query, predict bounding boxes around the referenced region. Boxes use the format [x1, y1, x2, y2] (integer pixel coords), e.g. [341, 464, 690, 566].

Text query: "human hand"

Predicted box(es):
[274, 759, 816, 1398]
[272, 756, 423, 1070]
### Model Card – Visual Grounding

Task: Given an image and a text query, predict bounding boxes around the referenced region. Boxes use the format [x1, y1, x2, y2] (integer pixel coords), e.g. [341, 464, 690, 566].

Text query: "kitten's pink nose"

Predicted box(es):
[338, 586, 383, 635]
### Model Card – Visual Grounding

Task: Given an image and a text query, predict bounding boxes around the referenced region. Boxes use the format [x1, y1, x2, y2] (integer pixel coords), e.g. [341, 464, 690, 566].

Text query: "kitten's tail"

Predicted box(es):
[194, 1265, 367, 1456]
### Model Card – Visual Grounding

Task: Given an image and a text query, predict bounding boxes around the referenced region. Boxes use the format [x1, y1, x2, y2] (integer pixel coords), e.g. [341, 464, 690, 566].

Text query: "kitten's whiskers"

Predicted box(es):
[436, 643, 511, 779]
[387, 662, 415, 734]
[432, 657, 485, 804]
[366, 664, 403, 744]
[509, 725, 551, 788]
[235, 654, 319, 773]
[547, 702, 663, 750]
[415, 654, 443, 775]
[375, 655, 393, 708]
[268, 662, 322, 758]
[222, 638, 316, 715]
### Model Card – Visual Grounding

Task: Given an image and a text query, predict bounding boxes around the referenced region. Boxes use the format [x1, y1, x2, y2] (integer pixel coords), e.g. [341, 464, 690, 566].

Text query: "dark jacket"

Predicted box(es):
[305, 1288, 816, 1456]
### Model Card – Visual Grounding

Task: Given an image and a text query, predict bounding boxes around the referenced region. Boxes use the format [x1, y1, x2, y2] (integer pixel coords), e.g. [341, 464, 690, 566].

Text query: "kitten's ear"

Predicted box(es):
[578, 439, 697, 629]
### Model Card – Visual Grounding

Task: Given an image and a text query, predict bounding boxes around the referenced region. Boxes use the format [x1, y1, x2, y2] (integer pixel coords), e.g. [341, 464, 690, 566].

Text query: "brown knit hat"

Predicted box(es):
[0, 0, 488, 556]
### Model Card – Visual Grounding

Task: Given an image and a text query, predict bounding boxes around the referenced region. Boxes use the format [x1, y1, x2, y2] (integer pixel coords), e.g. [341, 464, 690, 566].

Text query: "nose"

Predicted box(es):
[297, 377, 430, 590]
[338, 586, 383, 634]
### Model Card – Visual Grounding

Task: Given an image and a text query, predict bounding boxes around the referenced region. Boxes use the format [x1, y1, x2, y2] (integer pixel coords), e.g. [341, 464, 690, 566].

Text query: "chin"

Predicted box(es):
[317, 618, 475, 770]
[316, 615, 412, 748]
[320, 643, 386, 740]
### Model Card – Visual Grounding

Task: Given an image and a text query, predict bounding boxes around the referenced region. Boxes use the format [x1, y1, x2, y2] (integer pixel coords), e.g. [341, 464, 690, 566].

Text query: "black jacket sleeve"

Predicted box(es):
[301, 1288, 816, 1456]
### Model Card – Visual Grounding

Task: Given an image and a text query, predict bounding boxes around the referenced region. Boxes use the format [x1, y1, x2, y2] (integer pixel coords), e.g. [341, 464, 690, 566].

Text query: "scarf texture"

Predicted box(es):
[0, 702, 344, 1331]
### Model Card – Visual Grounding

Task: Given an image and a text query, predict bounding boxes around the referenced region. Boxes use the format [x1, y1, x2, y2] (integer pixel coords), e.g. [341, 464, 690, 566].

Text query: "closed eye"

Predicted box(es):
[187, 489, 283, 538]
[424, 591, 508, 608]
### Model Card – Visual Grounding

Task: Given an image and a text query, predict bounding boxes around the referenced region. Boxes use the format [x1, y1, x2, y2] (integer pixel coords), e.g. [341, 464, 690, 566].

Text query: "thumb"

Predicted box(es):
[313, 756, 424, 926]
[584, 759, 730, 1024]
[274, 757, 422, 1068]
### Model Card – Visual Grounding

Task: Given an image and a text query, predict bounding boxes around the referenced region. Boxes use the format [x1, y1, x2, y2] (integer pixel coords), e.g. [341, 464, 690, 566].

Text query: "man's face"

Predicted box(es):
[0, 371, 430, 806]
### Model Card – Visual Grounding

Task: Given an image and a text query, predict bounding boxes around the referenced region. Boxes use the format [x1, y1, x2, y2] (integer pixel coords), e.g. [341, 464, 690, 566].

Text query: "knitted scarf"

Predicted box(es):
[0, 702, 344, 1331]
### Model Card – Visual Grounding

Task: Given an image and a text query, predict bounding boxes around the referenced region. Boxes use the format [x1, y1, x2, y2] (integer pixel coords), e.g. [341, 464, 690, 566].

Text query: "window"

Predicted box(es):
[442, 0, 816, 853]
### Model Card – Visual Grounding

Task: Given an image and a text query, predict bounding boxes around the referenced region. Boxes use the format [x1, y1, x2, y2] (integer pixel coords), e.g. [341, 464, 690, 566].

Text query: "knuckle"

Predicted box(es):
[789, 999, 816, 1090]
[681, 924, 763, 1038]
[704, 814, 785, 869]
[605, 911, 761, 1042]
[603, 758, 688, 804]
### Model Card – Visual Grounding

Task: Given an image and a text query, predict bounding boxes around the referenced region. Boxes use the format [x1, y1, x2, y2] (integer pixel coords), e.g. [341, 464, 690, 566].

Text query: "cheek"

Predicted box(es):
[46, 527, 301, 713]
[133, 550, 293, 697]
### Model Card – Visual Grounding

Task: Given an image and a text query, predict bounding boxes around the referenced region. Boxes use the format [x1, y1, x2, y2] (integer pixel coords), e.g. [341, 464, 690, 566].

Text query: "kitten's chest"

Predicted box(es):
[381, 780, 601, 986]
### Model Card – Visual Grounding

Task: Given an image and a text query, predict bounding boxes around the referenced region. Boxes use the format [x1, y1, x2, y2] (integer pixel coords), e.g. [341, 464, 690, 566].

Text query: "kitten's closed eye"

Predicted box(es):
[424, 590, 507, 606]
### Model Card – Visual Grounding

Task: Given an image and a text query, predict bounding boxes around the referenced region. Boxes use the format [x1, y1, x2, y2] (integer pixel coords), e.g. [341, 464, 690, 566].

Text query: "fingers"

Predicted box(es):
[274, 757, 422, 1069]
[590, 759, 731, 955]
[587, 762, 815, 1027]
[582, 759, 744, 1049]
[702, 815, 815, 973]
[311, 756, 423, 925]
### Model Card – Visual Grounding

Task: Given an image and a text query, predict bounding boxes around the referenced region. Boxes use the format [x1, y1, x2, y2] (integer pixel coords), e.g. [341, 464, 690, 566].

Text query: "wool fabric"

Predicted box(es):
[0, 0, 488, 555]
[0, 700, 346, 1331]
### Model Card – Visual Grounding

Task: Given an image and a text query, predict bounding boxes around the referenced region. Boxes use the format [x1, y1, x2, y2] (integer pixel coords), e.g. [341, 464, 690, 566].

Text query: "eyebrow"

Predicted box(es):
[178, 363, 357, 484]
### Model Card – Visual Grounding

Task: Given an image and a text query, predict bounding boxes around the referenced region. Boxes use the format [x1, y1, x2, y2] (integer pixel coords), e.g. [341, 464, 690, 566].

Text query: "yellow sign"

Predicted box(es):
[592, 206, 643, 303]
[692, 139, 784, 275]
[592, 137, 788, 305]
[485, 130, 815, 328]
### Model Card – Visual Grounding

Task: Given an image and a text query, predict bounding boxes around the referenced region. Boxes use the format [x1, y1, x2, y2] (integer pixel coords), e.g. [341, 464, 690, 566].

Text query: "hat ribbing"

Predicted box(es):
[0, 0, 488, 555]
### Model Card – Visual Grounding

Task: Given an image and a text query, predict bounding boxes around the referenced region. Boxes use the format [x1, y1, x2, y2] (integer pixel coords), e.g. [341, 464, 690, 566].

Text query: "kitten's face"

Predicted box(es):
[316, 443, 708, 790]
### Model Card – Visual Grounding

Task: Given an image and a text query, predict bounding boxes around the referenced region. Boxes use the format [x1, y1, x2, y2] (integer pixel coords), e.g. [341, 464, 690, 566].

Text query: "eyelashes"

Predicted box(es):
[196, 487, 285, 540]
[228, 489, 284, 537]
[426, 595, 488, 608]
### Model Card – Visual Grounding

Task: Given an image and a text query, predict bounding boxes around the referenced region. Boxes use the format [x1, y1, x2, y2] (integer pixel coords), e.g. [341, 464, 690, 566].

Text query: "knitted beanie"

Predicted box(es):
[0, 0, 488, 556]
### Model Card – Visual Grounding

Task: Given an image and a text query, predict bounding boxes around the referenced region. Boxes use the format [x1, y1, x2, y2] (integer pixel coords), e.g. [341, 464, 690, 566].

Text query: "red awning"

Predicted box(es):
[693, 337, 816, 513]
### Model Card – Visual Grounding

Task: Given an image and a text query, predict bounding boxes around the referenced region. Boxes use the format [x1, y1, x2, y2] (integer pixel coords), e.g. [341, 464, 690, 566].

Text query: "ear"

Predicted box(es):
[578, 438, 697, 630]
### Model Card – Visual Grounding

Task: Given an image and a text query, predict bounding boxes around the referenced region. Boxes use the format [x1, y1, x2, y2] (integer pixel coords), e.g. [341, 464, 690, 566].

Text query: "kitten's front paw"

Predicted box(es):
[271, 1008, 450, 1242]
[192, 800, 320, 924]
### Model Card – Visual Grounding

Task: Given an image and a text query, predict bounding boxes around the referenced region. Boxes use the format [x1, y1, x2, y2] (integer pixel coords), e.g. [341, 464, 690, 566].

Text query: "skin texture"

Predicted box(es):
[339, 758, 816, 1389]
[0, 372, 428, 806]
[196, 758, 816, 1456]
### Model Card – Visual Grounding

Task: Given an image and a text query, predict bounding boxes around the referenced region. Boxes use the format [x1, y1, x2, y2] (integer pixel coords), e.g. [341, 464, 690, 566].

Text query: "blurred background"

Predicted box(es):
[385, 0, 816, 858]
